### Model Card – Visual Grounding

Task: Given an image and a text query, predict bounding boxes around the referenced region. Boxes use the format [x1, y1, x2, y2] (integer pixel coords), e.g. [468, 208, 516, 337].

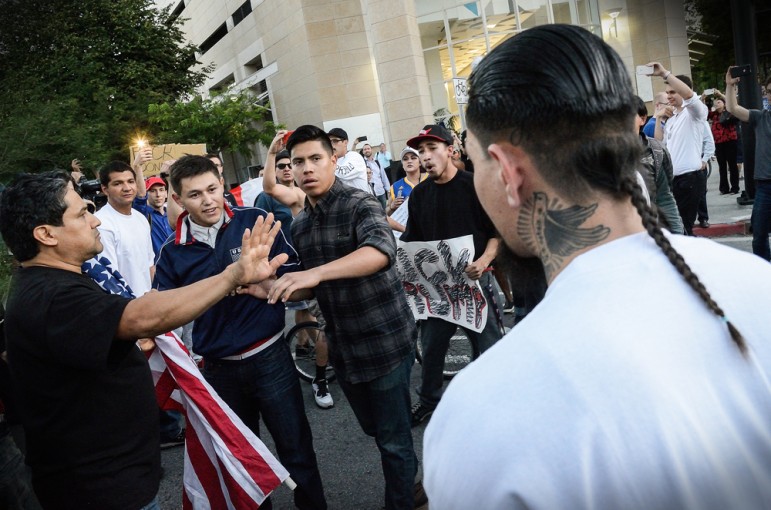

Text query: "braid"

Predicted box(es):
[620, 176, 748, 356]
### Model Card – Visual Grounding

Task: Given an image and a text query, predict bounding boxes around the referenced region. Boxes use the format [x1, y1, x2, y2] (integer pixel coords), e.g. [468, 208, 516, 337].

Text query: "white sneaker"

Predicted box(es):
[312, 378, 334, 409]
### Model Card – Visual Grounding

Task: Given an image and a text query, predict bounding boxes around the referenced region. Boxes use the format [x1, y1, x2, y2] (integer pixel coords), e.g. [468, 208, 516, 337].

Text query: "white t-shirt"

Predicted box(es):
[424, 232, 771, 510]
[663, 95, 709, 176]
[95, 202, 155, 296]
[335, 151, 371, 194]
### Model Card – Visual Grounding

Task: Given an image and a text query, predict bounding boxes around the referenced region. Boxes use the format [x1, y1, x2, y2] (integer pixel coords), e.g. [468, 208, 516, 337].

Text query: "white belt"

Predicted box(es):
[218, 331, 282, 361]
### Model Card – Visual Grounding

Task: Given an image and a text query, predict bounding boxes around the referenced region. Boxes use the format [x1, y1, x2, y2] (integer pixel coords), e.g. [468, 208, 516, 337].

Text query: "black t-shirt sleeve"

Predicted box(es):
[45, 280, 131, 370]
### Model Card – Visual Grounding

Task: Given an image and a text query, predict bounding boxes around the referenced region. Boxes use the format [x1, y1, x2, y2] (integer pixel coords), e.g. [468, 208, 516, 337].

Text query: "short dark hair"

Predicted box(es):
[206, 152, 222, 163]
[99, 161, 135, 187]
[0, 170, 73, 262]
[286, 125, 334, 157]
[634, 95, 648, 118]
[169, 155, 220, 194]
[676, 74, 693, 90]
[276, 150, 290, 161]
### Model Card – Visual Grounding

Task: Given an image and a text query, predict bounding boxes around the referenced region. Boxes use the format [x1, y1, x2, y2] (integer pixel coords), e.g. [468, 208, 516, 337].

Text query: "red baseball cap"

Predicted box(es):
[145, 176, 165, 189]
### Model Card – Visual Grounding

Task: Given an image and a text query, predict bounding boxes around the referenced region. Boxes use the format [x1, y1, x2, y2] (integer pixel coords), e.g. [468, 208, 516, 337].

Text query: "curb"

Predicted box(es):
[693, 221, 748, 238]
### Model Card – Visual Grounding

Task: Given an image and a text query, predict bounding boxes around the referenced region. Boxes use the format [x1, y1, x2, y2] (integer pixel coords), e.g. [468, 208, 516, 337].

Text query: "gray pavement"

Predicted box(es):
[693, 160, 753, 236]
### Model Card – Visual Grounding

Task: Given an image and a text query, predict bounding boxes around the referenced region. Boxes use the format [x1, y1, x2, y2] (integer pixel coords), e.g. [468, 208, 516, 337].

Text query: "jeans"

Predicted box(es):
[673, 169, 706, 236]
[159, 410, 182, 441]
[0, 427, 41, 510]
[336, 354, 417, 510]
[751, 179, 771, 261]
[202, 339, 327, 510]
[417, 272, 502, 410]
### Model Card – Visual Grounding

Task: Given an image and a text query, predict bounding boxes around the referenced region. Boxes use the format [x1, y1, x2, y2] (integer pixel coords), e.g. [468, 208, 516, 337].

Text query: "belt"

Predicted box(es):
[218, 331, 283, 361]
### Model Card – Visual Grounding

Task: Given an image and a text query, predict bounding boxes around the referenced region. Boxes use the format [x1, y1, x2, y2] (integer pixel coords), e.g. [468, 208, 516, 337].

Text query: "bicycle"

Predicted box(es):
[285, 321, 336, 383]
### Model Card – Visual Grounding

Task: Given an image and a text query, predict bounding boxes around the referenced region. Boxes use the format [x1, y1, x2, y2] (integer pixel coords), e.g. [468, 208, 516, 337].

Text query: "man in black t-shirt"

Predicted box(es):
[0, 171, 287, 510]
[401, 124, 503, 427]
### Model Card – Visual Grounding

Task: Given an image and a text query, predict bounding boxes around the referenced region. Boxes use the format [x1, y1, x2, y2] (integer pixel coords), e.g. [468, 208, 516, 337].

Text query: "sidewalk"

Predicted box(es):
[691, 161, 752, 238]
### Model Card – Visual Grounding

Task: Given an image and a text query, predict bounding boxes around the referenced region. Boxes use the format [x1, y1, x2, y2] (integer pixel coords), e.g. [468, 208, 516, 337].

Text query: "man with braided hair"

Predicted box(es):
[423, 24, 771, 509]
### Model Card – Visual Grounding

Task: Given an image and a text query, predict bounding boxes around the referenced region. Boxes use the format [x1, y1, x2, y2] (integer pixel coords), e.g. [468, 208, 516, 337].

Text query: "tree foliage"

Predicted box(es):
[0, 0, 211, 180]
[148, 92, 280, 158]
[686, 0, 771, 92]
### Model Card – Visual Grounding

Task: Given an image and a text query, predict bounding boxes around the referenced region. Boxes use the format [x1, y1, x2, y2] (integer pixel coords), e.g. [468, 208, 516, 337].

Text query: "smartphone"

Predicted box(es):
[730, 65, 752, 78]
[358, 135, 368, 141]
[282, 130, 294, 144]
[703, 88, 715, 96]
[636, 65, 654, 76]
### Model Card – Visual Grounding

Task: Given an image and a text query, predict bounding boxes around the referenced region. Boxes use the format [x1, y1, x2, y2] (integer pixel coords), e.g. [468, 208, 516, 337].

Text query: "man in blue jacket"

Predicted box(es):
[154, 155, 327, 510]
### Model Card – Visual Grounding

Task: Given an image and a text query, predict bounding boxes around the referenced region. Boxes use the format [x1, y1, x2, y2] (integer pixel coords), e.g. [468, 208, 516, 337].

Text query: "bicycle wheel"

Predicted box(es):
[415, 326, 476, 380]
[286, 321, 336, 383]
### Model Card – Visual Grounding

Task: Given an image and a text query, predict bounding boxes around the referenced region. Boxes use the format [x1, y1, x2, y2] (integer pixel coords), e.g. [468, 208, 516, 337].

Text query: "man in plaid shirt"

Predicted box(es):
[269, 125, 421, 510]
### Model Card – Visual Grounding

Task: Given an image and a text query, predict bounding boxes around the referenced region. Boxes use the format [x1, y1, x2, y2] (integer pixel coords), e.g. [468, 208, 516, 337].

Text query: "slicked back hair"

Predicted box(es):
[169, 155, 220, 195]
[99, 161, 135, 187]
[467, 24, 746, 354]
[0, 170, 73, 262]
[286, 125, 334, 157]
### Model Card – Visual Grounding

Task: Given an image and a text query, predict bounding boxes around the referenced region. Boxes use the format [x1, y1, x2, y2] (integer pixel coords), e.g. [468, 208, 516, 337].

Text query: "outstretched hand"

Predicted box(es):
[268, 269, 321, 304]
[228, 213, 289, 287]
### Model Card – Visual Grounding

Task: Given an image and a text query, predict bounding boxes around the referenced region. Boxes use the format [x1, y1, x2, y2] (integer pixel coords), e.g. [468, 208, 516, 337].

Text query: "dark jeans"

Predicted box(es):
[0, 426, 41, 510]
[716, 140, 740, 193]
[376, 193, 387, 209]
[751, 179, 771, 260]
[202, 339, 326, 510]
[159, 409, 182, 441]
[335, 354, 417, 510]
[417, 272, 502, 410]
[673, 169, 706, 236]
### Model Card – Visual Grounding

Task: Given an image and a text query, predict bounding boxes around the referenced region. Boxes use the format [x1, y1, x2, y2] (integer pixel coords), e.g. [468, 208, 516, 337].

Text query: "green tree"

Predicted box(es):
[0, 0, 211, 180]
[685, 0, 771, 92]
[148, 92, 280, 158]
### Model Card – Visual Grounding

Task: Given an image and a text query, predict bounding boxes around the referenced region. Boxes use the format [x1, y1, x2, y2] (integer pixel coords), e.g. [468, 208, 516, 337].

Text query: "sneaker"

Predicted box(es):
[414, 480, 429, 508]
[503, 300, 516, 314]
[295, 344, 310, 358]
[411, 403, 433, 427]
[699, 220, 710, 228]
[160, 429, 185, 449]
[312, 378, 334, 409]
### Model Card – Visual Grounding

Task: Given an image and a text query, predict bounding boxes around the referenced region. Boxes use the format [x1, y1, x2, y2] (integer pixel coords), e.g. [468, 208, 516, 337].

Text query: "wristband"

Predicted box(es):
[663, 71, 671, 81]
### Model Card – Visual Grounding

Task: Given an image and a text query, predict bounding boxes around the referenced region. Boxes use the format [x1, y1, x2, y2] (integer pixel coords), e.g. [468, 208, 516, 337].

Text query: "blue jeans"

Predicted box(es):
[752, 179, 771, 260]
[335, 354, 417, 510]
[417, 271, 502, 410]
[202, 339, 327, 510]
[0, 427, 41, 509]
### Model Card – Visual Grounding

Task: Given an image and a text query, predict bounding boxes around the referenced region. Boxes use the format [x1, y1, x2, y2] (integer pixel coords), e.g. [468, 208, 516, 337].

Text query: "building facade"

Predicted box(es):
[157, 0, 690, 181]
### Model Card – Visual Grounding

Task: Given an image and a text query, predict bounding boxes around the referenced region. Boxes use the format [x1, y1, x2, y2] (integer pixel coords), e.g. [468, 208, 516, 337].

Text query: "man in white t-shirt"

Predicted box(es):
[326, 128, 371, 194]
[95, 161, 155, 296]
[651, 66, 709, 235]
[423, 24, 771, 510]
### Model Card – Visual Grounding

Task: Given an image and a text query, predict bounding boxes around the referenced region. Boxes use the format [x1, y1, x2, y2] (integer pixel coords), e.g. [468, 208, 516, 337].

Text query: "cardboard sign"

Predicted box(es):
[129, 144, 208, 176]
[396, 235, 488, 333]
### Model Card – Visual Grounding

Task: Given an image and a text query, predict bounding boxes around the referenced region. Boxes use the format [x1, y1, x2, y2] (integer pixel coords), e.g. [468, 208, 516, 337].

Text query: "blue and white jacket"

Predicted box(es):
[153, 204, 300, 359]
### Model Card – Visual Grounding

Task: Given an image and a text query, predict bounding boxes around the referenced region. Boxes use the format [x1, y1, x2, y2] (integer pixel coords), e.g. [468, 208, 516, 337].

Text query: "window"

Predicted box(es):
[232, 0, 252, 27]
[199, 23, 228, 54]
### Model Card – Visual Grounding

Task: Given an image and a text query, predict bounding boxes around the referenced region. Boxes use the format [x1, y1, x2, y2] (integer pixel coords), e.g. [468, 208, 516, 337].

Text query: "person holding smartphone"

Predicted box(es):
[725, 68, 771, 260]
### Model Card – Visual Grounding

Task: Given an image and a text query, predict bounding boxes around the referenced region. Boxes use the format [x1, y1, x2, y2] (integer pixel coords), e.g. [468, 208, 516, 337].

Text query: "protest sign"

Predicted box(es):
[129, 143, 208, 176]
[390, 197, 409, 239]
[396, 235, 487, 333]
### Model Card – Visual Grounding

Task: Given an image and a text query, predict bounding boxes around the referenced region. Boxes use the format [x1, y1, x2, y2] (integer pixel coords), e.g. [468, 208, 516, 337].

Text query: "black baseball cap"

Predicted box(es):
[327, 128, 348, 141]
[406, 124, 454, 149]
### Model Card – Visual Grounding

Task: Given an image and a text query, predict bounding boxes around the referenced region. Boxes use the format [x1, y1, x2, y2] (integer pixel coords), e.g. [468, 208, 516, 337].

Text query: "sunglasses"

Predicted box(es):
[277, 163, 292, 170]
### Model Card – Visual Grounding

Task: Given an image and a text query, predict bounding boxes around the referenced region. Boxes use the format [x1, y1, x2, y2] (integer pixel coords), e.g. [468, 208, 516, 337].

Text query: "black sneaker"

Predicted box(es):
[503, 300, 516, 314]
[160, 429, 185, 449]
[312, 378, 334, 409]
[414, 480, 429, 508]
[411, 403, 433, 427]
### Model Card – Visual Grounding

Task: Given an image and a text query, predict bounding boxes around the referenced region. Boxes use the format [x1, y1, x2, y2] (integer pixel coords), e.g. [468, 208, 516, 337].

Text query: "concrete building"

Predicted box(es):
[156, 0, 691, 182]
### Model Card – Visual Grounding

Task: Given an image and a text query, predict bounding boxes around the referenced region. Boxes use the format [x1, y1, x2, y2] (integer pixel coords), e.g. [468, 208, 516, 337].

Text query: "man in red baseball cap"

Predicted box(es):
[133, 175, 174, 256]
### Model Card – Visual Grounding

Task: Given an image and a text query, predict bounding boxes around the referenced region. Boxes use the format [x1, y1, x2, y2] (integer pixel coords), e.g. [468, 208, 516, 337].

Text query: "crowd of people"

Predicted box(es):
[1, 22, 771, 510]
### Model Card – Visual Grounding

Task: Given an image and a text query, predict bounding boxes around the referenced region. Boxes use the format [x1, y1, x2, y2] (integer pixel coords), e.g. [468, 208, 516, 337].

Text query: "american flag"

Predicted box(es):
[83, 257, 292, 508]
[228, 177, 264, 207]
